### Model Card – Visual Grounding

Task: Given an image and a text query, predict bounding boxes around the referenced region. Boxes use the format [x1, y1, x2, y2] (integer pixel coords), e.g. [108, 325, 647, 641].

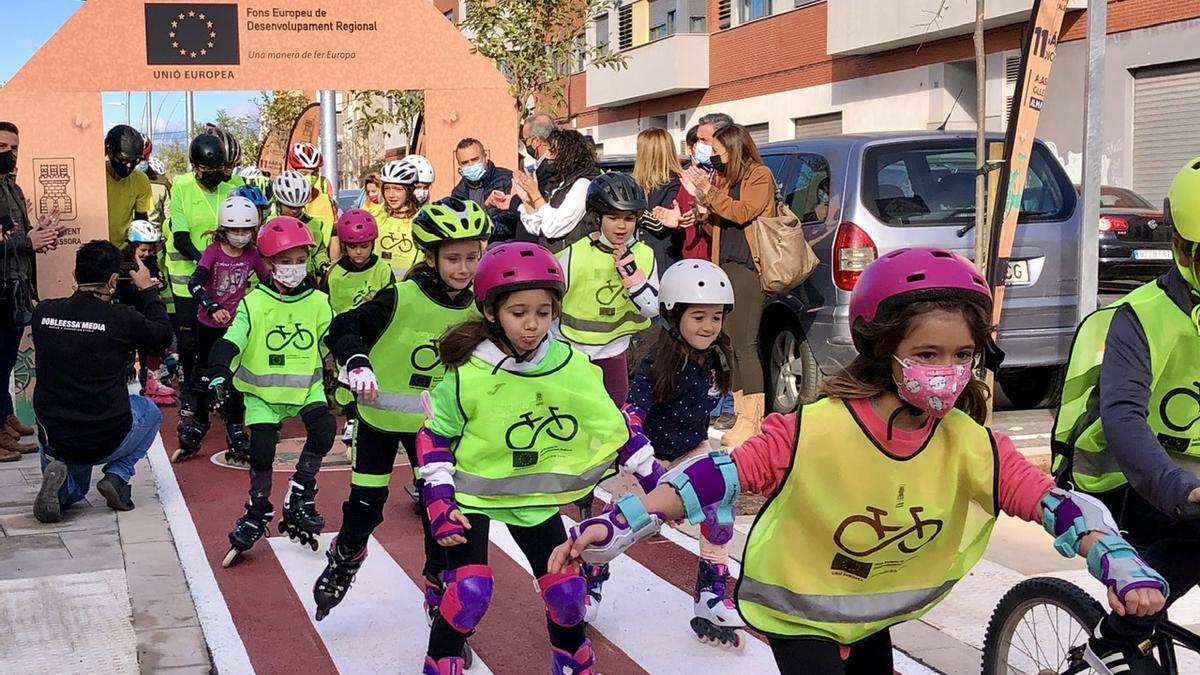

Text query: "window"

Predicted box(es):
[443, 9, 454, 22]
[741, 0, 772, 22]
[650, 24, 668, 41]
[782, 154, 832, 224]
[718, 0, 732, 29]
[745, 122, 770, 146]
[596, 14, 610, 53]
[667, 10, 676, 35]
[618, 5, 634, 50]
[648, 115, 669, 130]
[793, 112, 843, 139]
[690, 16, 707, 32]
[863, 141, 1072, 226]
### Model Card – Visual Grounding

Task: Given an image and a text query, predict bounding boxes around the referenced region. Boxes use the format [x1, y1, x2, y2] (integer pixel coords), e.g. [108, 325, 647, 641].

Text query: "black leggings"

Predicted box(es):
[767, 630, 893, 674]
[174, 297, 198, 386]
[190, 323, 244, 424]
[336, 421, 441, 576]
[428, 512, 585, 660]
[246, 403, 336, 510]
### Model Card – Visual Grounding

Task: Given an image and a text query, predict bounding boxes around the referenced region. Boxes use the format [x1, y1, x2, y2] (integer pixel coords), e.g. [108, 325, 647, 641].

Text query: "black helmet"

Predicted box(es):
[206, 125, 242, 167]
[189, 133, 226, 169]
[105, 125, 146, 162]
[586, 172, 648, 215]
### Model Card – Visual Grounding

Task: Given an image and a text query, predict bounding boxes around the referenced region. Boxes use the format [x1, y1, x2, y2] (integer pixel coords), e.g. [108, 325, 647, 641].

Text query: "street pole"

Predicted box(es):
[1079, 0, 1106, 319]
[125, 91, 131, 125]
[319, 90, 339, 193]
[973, 0, 995, 421]
[185, 91, 195, 169]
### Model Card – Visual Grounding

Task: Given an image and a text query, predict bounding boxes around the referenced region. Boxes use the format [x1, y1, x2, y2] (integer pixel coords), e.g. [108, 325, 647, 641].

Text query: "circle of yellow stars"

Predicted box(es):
[167, 10, 217, 59]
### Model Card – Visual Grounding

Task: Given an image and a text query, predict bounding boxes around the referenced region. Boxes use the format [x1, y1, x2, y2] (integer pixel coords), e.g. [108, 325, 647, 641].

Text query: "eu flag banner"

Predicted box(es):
[145, 3, 240, 65]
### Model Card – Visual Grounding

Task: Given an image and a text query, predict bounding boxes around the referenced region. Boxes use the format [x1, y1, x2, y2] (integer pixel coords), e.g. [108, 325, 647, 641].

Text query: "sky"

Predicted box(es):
[2, 0, 261, 145]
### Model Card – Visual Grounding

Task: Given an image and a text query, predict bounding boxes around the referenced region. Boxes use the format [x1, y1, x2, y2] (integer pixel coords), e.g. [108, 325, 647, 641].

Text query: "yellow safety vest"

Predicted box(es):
[738, 398, 998, 643]
[450, 339, 626, 510]
[165, 174, 243, 297]
[558, 238, 654, 346]
[1055, 279, 1200, 492]
[304, 174, 338, 225]
[376, 212, 418, 278]
[358, 281, 478, 433]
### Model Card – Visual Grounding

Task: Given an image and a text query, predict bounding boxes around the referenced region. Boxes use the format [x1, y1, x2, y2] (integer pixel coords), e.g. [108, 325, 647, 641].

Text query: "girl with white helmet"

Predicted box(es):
[401, 154, 435, 205]
[376, 159, 422, 278]
[287, 142, 339, 226]
[271, 170, 334, 277]
[172, 196, 270, 465]
[116, 220, 176, 407]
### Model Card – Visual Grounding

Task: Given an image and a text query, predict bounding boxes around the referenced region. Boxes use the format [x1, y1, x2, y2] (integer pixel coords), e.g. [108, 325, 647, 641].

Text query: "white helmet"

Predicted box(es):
[126, 219, 162, 244]
[659, 260, 735, 310]
[238, 166, 263, 181]
[271, 170, 313, 207]
[288, 142, 322, 170]
[145, 157, 166, 176]
[402, 154, 435, 183]
[218, 195, 261, 229]
[380, 159, 419, 185]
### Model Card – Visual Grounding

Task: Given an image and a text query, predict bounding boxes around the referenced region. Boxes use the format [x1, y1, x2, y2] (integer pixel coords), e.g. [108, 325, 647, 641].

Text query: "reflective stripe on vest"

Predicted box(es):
[233, 368, 323, 390]
[557, 238, 654, 346]
[358, 280, 478, 433]
[451, 339, 626, 510]
[737, 398, 997, 643]
[232, 286, 331, 406]
[1057, 279, 1200, 492]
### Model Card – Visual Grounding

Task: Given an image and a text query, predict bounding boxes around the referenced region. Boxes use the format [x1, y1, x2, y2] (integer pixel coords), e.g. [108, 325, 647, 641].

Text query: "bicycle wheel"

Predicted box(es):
[981, 577, 1105, 675]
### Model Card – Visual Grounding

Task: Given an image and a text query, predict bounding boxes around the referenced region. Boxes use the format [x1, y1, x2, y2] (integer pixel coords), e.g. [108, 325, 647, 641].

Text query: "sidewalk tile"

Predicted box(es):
[117, 501, 172, 544]
[137, 625, 210, 670]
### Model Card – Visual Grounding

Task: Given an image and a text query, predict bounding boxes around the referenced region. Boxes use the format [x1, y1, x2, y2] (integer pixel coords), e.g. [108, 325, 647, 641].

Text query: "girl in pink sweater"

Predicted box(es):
[551, 247, 1168, 675]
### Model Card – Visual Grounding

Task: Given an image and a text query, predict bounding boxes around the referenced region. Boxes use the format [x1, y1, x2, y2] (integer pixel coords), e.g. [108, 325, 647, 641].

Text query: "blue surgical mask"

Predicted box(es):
[692, 142, 714, 166]
[461, 162, 487, 183]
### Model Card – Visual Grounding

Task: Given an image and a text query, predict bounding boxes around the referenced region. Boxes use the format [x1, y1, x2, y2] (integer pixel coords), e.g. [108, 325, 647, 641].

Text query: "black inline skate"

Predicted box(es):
[171, 398, 210, 463]
[222, 501, 273, 567]
[313, 537, 367, 621]
[278, 480, 324, 551]
[223, 422, 251, 466]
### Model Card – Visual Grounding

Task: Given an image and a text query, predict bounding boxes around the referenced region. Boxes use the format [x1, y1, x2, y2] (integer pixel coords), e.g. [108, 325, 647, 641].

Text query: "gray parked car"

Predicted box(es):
[757, 131, 1080, 411]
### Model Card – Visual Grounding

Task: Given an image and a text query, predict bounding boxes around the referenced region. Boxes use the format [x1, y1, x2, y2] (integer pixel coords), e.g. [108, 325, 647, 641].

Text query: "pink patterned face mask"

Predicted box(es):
[893, 357, 973, 418]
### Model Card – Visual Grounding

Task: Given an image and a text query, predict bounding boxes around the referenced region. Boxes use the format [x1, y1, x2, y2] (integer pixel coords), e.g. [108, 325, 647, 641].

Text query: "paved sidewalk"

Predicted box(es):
[0, 437, 212, 675]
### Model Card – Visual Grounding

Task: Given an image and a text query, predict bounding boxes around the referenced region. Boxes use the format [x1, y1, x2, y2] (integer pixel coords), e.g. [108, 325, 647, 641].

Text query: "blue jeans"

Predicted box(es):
[0, 325, 26, 417]
[711, 393, 734, 417]
[40, 395, 162, 507]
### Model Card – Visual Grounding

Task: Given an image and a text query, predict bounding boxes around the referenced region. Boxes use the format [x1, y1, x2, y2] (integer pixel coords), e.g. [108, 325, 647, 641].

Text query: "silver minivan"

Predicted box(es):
[758, 131, 1080, 412]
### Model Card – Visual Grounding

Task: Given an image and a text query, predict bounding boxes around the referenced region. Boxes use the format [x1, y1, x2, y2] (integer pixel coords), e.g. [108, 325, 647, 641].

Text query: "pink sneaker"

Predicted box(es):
[145, 377, 177, 406]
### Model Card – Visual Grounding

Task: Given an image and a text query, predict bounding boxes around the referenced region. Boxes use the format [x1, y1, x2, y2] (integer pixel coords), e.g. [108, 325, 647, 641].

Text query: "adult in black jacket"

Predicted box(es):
[31, 241, 172, 523]
[449, 138, 519, 243]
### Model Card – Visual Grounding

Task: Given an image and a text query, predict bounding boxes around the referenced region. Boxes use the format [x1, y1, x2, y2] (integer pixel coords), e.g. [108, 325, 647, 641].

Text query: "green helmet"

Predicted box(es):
[1167, 156, 1200, 244]
[413, 198, 493, 250]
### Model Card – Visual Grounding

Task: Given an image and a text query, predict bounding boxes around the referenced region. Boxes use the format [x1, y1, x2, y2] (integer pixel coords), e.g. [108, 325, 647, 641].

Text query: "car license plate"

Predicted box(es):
[1132, 249, 1172, 261]
[1005, 260, 1031, 287]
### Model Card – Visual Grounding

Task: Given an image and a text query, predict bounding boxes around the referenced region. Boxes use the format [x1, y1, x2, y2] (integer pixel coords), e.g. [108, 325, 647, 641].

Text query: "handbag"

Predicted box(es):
[743, 195, 819, 295]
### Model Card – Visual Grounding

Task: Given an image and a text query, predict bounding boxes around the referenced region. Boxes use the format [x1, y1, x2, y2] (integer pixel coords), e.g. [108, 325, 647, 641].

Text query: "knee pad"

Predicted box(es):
[538, 569, 587, 627]
[302, 406, 337, 454]
[700, 504, 734, 546]
[248, 424, 279, 471]
[176, 328, 196, 355]
[438, 564, 494, 634]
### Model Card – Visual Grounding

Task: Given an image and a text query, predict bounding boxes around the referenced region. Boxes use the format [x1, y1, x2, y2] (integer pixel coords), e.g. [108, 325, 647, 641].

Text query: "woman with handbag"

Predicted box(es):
[682, 124, 775, 447]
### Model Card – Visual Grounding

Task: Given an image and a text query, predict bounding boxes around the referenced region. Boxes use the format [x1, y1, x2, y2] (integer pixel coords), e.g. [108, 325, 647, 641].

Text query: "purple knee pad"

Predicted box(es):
[700, 505, 734, 546]
[438, 564, 494, 634]
[537, 569, 588, 627]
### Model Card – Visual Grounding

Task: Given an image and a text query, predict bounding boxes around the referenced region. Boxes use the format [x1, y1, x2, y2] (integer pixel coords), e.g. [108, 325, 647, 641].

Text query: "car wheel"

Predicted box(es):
[767, 325, 820, 413]
[997, 365, 1066, 410]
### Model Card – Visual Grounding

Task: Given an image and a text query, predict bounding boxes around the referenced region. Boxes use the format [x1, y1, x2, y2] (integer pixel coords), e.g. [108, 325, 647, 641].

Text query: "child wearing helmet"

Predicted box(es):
[116, 220, 176, 407]
[396, 241, 662, 675]
[375, 159, 422, 278]
[402, 154, 436, 206]
[287, 142, 338, 227]
[321, 208, 395, 446]
[232, 183, 270, 222]
[554, 247, 1168, 673]
[270, 170, 334, 277]
[555, 171, 659, 406]
[313, 199, 492, 629]
[204, 216, 336, 567]
[171, 196, 271, 465]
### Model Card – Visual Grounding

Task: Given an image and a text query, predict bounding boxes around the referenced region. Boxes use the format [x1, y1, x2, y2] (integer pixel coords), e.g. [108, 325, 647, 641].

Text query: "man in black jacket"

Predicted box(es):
[32, 240, 172, 523]
[450, 137, 519, 242]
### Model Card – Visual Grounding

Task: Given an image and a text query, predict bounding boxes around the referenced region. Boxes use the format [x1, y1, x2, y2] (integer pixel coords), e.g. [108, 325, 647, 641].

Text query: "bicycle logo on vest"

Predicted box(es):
[380, 232, 414, 257]
[408, 339, 441, 388]
[594, 279, 622, 317]
[1157, 381, 1200, 453]
[265, 322, 316, 366]
[504, 406, 579, 469]
[830, 506, 944, 580]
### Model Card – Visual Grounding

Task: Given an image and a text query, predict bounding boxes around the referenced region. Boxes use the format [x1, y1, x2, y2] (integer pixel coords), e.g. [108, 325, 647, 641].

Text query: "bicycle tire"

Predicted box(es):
[981, 576, 1105, 675]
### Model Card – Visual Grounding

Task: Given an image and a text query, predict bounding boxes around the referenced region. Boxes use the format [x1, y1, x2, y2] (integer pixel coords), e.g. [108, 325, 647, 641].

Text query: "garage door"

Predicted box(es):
[794, 112, 843, 139]
[745, 123, 770, 147]
[1133, 62, 1200, 203]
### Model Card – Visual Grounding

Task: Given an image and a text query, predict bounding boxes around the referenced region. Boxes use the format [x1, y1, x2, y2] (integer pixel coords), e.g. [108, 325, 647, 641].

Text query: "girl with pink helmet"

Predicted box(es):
[553, 247, 1168, 674]
[202, 216, 338, 567]
[405, 241, 663, 675]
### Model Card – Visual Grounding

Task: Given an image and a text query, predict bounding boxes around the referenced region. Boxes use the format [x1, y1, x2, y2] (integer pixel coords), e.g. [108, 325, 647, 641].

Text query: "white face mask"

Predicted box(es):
[273, 263, 307, 289]
[226, 231, 252, 249]
[413, 188, 430, 204]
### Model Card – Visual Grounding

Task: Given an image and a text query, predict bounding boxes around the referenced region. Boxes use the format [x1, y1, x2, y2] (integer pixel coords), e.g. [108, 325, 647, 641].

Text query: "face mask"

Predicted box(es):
[367, 193, 381, 204]
[893, 357, 973, 418]
[226, 231, 252, 249]
[273, 263, 307, 289]
[461, 162, 487, 183]
[710, 154, 727, 174]
[413, 188, 430, 204]
[111, 160, 136, 178]
[197, 170, 224, 190]
[598, 231, 636, 249]
[692, 142, 713, 166]
[0, 150, 14, 174]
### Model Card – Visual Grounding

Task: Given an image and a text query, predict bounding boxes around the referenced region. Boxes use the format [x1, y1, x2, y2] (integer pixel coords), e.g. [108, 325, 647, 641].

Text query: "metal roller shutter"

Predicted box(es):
[793, 112, 843, 139]
[746, 122, 770, 146]
[1133, 62, 1200, 203]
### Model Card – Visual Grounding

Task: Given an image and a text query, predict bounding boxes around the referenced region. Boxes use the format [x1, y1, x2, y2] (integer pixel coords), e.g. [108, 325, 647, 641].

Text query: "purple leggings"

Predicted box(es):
[593, 353, 629, 407]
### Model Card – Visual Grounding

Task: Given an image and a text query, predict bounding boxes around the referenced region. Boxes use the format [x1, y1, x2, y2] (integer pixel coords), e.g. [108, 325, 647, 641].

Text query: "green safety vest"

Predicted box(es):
[1055, 280, 1200, 492]
[558, 238, 654, 346]
[327, 256, 395, 316]
[450, 339, 625, 510]
[357, 281, 478, 433]
[233, 286, 331, 406]
[165, 174, 244, 297]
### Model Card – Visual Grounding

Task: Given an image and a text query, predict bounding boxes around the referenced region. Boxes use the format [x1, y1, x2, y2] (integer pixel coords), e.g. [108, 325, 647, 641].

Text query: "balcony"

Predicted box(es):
[586, 33, 709, 107]
[826, 0, 1087, 56]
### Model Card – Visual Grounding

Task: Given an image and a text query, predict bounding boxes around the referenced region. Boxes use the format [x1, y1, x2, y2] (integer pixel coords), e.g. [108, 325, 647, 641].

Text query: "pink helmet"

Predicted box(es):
[337, 209, 378, 244]
[258, 216, 316, 257]
[848, 247, 991, 349]
[473, 242, 565, 310]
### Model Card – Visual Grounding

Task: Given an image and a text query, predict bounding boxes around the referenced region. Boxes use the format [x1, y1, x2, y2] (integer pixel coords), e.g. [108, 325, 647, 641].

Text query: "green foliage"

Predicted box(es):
[351, 90, 425, 144]
[256, 90, 311, 155]
[157, 141, 188, 177]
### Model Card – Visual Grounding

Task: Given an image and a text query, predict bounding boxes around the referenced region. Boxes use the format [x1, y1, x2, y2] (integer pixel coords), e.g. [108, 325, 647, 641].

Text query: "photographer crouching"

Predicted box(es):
[31, 240, 172, 523]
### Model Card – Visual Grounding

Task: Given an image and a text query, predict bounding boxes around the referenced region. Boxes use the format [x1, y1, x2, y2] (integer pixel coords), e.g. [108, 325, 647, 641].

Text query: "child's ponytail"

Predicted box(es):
[438, 318, 494, 368]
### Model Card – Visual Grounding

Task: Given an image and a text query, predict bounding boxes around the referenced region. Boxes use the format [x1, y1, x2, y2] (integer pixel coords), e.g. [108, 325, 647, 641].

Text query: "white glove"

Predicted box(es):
[347, 367, 379, 396]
